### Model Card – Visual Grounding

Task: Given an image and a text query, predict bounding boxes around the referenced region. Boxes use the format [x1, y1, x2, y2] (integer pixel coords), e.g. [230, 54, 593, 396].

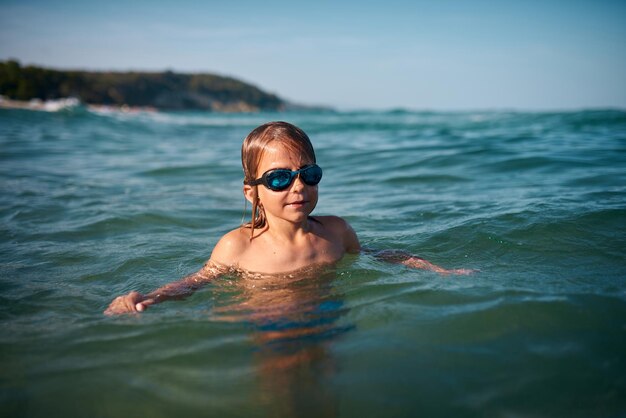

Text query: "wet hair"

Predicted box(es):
[241, 121, 317, 238]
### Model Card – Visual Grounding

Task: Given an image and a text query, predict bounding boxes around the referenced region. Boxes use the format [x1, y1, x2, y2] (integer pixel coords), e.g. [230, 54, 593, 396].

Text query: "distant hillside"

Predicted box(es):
[0, 60, 287, 112]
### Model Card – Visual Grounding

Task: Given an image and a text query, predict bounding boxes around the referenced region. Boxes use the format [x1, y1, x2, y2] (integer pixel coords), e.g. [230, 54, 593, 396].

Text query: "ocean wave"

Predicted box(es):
[0, 96, 82, 112]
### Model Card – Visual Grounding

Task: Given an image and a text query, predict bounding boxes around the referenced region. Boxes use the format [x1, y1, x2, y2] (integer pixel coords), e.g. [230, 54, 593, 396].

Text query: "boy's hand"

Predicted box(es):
[104, 291, 156, 315]
[403, 257, 476, 275]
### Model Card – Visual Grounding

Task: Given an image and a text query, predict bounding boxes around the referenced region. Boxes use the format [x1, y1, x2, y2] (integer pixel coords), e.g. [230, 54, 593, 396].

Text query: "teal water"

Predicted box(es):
[1, 107, 625, 417]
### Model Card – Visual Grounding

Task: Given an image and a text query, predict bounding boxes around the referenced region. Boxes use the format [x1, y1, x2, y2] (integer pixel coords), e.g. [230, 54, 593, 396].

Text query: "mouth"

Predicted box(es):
[286, 200, 308, 207]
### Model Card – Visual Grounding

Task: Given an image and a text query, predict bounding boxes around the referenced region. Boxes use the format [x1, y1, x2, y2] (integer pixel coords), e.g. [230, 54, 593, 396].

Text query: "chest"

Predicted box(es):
[239, 234, 344, 273]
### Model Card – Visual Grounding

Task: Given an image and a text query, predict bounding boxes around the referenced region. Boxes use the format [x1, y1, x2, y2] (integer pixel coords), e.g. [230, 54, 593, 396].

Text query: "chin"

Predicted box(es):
[288, 211, 312, 223]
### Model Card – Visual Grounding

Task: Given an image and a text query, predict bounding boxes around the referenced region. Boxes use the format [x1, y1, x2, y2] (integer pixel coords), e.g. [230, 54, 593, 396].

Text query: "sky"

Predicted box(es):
[1, 0, 625, 111]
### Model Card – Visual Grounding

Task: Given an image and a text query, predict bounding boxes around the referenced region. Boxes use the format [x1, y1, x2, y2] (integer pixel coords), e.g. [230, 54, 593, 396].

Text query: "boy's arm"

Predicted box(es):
[334, 217, 472, 275]
[342, 219, 361, 254]
[104, 261, 226, 315]
[104, 228, 247, 316]
[366, 249, 474, 275]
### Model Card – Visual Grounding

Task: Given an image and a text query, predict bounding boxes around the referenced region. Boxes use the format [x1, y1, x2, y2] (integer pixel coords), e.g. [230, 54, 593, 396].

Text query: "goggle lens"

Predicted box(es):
[250, 164, 323, 191]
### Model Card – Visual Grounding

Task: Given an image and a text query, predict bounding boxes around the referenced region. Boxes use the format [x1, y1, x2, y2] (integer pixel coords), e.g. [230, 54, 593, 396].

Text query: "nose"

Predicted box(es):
[290, 172, 305, 191]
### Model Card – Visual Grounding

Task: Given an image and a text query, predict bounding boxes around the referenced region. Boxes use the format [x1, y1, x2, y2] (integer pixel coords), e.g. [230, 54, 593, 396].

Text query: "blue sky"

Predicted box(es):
[1, 0, 625, 110]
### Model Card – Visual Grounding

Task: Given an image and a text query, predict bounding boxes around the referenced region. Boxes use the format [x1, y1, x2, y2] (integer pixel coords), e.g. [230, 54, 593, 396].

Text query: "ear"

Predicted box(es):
[243, 184, 257, 204]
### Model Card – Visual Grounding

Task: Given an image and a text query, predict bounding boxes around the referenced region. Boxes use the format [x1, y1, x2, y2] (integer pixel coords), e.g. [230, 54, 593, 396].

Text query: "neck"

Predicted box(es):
[265, 216, 312, 242]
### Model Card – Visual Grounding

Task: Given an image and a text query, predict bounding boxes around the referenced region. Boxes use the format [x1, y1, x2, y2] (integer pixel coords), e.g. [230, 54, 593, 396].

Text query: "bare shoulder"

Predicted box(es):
[314, 215, 350, 230]
[314, 216, 361, 253]
[209, 227, 251, 266]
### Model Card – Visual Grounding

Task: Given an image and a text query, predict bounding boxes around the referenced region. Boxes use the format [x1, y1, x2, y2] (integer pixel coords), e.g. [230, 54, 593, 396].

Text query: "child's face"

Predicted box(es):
[248, 143, 318, 226]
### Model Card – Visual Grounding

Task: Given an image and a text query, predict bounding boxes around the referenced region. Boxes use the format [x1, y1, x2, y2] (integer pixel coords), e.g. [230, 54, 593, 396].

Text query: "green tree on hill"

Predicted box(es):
[0, 60, 285, 111]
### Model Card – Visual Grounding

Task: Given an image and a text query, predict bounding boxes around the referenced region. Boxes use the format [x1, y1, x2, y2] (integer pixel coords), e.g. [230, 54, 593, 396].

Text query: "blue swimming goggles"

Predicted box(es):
[247, 164, 323, 191]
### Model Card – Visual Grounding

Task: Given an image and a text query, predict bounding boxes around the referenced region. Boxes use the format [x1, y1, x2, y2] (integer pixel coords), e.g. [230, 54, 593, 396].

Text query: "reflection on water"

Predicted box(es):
[210, 267, 353, 418]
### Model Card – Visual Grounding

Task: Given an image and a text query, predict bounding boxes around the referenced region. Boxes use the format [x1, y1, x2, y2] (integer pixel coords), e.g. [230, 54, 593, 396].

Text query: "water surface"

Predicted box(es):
[1, 108, 625, 417]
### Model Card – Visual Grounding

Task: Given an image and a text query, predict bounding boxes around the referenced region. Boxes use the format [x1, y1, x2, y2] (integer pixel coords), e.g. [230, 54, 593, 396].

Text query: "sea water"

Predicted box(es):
[1, 107, 625, 417]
